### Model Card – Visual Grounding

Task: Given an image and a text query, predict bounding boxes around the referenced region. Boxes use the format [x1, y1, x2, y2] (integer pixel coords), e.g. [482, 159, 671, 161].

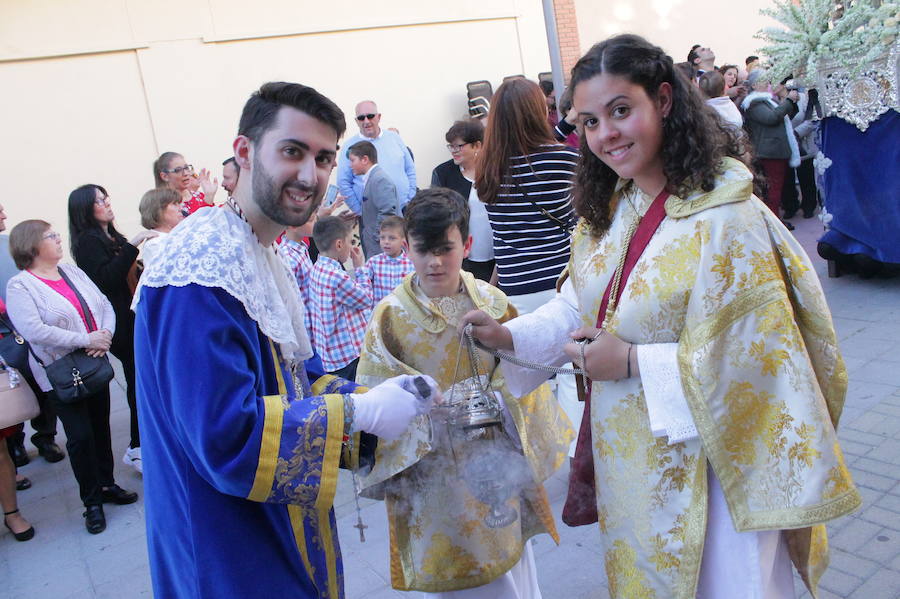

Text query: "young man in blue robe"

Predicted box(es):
[134, 82, 436, 599]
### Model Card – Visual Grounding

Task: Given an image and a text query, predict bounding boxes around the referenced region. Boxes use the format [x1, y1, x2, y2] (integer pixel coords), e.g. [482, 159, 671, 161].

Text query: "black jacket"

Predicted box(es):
[743, 96, 799, 160]
[431, 159, 472, 200]
[72, 228, 138, 355]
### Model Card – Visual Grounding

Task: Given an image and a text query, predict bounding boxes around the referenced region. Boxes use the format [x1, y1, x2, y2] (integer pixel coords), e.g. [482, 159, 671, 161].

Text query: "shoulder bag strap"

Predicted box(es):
[57, 269, 99, 333]
[0, 308, 46, 368]
[513, 179, 575, 234]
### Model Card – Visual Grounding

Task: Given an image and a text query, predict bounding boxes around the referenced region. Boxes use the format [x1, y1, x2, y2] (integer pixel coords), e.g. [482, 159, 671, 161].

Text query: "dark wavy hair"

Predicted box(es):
[68, 184, 126, 256]
[571, 34, 748, 236]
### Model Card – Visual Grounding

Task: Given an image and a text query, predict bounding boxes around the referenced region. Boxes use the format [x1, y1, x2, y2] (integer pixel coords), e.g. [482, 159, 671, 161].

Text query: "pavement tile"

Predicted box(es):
[856, 505, 900, 532]
[839, 428, 891, 447]
[820, 569, 864, 598]
[850, 469, 897, 493]
[844, 381, 898, 413]
[838, 439, 874, 459]
[535, 542, 608, 598]
[876, 492, 900, 514]
[850, 567, 900, 599]
[840, 335, 897, 360]
[830, 519, 881, 552]
[853, 360, 900, 387]
[849, 411, 900, 437]
[828, 548, 881, 580]
[853, 457, 900, 480]
[856, 527, 900, 563]
[866, 438, 900, 463]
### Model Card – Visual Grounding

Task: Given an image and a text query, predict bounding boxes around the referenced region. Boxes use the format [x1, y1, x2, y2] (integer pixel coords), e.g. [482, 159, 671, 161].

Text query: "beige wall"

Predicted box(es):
[0, 0, 555, 255]
[574, 0, 780, 73]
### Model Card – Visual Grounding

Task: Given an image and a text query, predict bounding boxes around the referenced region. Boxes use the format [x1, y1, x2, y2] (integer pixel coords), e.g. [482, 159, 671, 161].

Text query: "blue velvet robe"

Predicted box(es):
[135, 283, 359, 598]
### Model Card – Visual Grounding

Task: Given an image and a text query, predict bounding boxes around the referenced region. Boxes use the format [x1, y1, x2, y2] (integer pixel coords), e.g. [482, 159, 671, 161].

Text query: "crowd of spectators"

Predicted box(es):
[0, 37, 827, 543]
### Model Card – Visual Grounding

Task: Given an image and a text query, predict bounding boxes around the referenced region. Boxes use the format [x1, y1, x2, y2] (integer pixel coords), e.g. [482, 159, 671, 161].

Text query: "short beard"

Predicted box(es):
[251, 152, 321, 227]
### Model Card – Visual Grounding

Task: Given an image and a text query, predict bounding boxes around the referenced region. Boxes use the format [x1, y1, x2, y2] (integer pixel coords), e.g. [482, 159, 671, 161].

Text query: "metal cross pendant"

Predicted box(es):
[354, 514, 368, 542]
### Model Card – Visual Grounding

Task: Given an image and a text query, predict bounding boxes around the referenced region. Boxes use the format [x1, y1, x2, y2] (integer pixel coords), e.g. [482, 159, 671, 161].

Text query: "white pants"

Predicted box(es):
[424, 542, 542, 599]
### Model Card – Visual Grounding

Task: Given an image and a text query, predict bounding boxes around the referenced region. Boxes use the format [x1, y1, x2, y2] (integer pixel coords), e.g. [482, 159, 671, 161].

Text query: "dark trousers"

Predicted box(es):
[463, 258, 496, 283]
[330, 357, 359, 382]
[6, 367, 57, 452]
[782, 158, 818, 217]
[759, 158, 789, 216]
[110, 345, 139, 449]
[51, 388, 115, 506]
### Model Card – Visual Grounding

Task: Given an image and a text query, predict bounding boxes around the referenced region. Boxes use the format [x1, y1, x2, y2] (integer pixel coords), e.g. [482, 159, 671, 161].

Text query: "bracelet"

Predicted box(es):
[626, 344, 633, 379]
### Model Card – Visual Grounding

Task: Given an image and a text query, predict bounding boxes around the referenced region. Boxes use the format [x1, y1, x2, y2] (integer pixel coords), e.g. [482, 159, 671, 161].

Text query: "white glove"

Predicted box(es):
[351, 375, 439, 440]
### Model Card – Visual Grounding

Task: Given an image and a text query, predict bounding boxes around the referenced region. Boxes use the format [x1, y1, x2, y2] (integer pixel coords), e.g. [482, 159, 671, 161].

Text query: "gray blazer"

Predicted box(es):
[6, 264, 116, 392]
[360, 165, 401, 258]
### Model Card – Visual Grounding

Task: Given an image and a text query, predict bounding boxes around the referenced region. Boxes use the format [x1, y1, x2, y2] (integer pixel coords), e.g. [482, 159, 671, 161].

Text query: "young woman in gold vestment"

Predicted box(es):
[462, 34, 859, 599]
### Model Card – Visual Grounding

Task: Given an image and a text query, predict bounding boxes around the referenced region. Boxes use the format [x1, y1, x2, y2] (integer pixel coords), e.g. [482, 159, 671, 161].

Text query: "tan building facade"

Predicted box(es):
[0, 0, 775, 254]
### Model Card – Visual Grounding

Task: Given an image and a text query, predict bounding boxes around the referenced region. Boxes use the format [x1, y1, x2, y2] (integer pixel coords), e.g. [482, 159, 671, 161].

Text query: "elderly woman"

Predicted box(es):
[153, 151, 218, 215]
[6, 220, 138, 535]
[431, 119, 495, 281]
[138, 188, 185, 269]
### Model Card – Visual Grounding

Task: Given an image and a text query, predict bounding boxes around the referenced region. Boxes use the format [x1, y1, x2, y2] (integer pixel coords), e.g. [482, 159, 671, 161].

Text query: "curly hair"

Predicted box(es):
[571, 34, 748, 236]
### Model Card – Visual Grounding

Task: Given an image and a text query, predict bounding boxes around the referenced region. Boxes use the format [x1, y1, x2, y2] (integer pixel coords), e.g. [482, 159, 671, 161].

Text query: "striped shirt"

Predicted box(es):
[361, 251, 415, 304]
[308, 256, 373, 372]
[484, 144, 578, 296]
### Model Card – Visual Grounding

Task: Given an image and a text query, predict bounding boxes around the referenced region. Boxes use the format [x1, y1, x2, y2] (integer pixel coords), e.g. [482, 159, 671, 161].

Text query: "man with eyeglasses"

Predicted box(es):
[336, 100, 416, 215]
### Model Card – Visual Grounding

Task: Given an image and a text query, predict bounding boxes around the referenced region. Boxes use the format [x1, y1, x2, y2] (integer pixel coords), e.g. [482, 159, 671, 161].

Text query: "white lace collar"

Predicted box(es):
[133, 206, 313, 365]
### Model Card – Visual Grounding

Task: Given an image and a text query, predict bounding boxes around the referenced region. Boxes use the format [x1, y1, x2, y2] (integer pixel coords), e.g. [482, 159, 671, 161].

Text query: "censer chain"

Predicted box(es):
[462, 325, 586, 377]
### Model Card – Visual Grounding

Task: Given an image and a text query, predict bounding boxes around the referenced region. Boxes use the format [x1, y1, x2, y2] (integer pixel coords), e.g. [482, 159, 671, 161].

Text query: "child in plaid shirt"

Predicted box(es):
[308, 216, 373, 380]
[361, 215, 415, 304]
[278, 219, 315, 318]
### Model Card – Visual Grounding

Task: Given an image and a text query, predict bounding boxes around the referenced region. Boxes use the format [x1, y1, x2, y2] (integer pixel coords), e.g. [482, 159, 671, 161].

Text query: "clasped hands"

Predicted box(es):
[85, 329, 113, 358]
[458, 310, 637, 382]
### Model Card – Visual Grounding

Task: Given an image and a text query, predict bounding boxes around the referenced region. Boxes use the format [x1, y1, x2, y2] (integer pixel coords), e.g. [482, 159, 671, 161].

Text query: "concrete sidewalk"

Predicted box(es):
[3, 214, 899, 598]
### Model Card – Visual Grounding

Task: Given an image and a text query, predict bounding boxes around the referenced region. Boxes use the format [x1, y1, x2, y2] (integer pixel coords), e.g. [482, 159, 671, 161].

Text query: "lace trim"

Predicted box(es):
[638, 343, 698, 445]
[133, 206, 313, 365]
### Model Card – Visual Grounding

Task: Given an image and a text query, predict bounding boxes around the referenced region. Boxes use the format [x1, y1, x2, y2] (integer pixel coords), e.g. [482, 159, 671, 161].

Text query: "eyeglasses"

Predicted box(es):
[163, 165, 194, 175]
[94, 196, 110, 206]
[356, 114, 377, 122]
[42, 232, 61, 241]
[446, 143, 470, 152]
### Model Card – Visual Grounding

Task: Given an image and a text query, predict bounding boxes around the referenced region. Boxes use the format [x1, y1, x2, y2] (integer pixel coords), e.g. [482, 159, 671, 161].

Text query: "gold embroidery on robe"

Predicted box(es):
[567, 158, 859, 598]
[357, 272, 574, 592]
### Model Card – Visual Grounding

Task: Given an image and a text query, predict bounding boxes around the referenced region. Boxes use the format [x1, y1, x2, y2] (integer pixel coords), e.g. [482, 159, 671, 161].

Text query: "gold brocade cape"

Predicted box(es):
[566, 158, 859, 598]
[356, 272, 574, 592]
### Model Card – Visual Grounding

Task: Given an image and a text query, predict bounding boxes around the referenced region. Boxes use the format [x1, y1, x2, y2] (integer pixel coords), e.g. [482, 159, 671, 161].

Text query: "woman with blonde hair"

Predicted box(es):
[138, 188, 185, 269]
[153, 151, 218, 215]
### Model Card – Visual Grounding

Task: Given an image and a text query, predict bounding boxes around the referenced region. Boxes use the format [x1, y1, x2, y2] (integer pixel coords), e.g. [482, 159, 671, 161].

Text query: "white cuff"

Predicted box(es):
[638, 343, 698, 444]
[501, 280, 580, 397]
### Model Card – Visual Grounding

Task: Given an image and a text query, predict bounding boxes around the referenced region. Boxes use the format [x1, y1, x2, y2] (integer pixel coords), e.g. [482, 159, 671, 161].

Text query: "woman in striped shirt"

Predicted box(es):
[475, 78, 578, 315]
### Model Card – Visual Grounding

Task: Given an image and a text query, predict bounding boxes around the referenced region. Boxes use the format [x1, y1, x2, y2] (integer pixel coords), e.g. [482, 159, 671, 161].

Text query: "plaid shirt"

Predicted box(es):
[278, 238, 313, 310]
[361, 251, 415, 304]
[308, 256, 373, 371]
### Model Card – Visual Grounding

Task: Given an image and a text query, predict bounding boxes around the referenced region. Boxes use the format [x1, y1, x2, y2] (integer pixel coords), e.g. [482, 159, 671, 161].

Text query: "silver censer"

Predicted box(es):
[439, 325, 530, 529]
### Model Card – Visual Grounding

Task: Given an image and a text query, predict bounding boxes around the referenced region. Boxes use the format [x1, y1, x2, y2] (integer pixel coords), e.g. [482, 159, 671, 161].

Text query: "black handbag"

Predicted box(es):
[34, 270, 114, 404]
[0, 313, 32, 373]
